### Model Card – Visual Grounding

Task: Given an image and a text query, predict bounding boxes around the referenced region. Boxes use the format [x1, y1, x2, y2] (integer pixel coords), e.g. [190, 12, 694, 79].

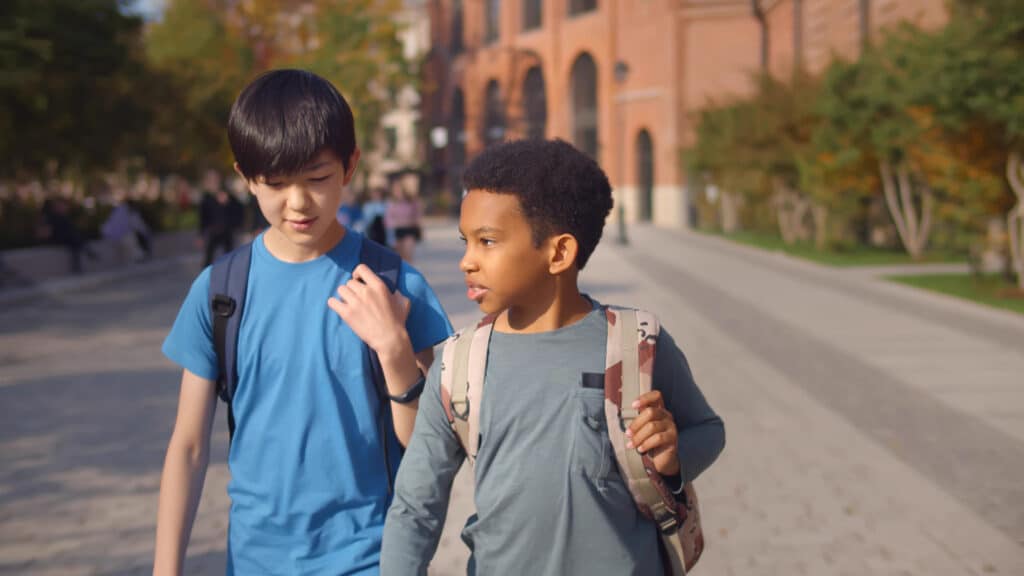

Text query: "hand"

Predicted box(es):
[327, 263, 412, 359]
[625, 390, 680, 477]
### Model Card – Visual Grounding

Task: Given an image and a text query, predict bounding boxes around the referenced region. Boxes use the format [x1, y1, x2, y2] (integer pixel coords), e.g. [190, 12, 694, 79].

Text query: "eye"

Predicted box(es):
[309, 174, 332, 182]
[480, 238, 496, 247]
[265, 180, 285, 189]
[458, 235, 467, 244]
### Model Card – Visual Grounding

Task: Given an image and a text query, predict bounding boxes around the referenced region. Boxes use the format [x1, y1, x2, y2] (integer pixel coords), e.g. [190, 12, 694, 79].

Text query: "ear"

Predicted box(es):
[342, 148, 362, 185]
[233, 163, 256, 195]
[548, 233, 579, 275]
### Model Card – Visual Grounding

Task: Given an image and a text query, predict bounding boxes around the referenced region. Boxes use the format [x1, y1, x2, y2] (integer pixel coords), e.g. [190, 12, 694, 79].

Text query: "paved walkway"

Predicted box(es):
[0, 221, 1021, 575]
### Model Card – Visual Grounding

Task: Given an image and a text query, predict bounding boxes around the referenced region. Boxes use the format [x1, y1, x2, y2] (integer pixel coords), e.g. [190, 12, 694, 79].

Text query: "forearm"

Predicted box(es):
[676, 416, 725, 484]
[153, 437, 210, 576]
[377, 333, 427, 446]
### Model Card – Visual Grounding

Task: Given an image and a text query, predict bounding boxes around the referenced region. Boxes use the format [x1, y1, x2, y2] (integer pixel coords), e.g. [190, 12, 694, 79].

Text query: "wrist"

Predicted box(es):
[376, 332, 413, 363]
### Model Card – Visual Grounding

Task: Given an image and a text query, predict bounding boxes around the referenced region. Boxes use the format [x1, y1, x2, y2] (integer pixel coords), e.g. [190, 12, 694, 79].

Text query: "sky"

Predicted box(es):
[124, 0, 166, 21]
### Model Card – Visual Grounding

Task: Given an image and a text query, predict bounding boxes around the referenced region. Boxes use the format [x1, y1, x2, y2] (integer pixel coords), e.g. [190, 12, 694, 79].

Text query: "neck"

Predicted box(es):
[498, 271, 592, 334]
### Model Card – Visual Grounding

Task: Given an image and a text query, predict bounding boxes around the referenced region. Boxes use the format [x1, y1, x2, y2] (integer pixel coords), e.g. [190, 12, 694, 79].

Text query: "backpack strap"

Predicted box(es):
[209, 241, 253, 440]
[439, 314, 497, 466]
[358, 236, 403, 495]
[603, 306, 703, 574]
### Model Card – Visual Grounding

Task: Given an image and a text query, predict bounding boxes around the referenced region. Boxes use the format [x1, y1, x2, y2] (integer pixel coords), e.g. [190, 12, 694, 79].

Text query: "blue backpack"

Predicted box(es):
[209, 237, 403, 492]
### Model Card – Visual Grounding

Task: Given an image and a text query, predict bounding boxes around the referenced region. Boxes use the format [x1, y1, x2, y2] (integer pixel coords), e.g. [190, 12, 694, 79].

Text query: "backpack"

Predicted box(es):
[209, 236, 404, 493]
[438, 307, 704, 574]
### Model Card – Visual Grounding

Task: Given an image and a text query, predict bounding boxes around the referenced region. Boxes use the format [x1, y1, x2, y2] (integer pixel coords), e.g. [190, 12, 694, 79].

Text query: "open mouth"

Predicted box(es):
[465, 282, 489, 302]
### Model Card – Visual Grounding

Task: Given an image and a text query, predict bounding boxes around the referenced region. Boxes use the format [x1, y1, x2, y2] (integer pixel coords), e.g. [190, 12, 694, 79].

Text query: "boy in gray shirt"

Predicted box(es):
[381, 139, 725, 575]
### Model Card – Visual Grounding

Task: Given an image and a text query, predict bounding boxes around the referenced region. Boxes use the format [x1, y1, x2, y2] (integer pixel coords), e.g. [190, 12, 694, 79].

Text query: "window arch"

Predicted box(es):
[568, 0, 597, 17]
[570, 53, 598, 159]
[522, 67, 546, 140]
[636, 129, 654, 221]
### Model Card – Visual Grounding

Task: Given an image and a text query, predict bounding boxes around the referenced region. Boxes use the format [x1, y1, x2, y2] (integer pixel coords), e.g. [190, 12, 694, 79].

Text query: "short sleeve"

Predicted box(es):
[398, 262, 454, 353]
[162, 266, 219, 381]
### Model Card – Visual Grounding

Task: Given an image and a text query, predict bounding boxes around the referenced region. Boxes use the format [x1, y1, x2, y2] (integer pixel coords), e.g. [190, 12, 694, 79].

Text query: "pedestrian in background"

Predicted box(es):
[197, 169, 243, 266]
[384, 184, 422, 263]
[363, 186, 389, 246]
[39, 197, 97, 275]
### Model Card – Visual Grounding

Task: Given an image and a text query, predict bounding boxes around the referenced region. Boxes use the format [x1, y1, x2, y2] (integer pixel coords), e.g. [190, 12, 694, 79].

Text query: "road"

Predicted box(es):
[2, 221, 1022, 575]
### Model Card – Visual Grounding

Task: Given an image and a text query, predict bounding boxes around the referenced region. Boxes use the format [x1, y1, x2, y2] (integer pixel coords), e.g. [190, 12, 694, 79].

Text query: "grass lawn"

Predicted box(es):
[706, 229, 964, 267]
[887, 274, 1024, 315]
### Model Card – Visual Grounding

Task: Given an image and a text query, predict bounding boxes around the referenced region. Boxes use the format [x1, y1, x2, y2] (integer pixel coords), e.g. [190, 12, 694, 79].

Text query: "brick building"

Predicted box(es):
[422, 0, 946, 226]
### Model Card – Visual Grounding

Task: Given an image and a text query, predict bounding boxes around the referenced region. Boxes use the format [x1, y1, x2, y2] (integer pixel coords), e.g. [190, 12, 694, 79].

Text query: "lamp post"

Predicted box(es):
[614, 60, 630, 246]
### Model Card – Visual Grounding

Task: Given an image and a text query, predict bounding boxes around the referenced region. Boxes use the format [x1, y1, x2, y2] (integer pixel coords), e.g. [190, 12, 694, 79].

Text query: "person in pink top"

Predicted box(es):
[385, 185, 422, 263]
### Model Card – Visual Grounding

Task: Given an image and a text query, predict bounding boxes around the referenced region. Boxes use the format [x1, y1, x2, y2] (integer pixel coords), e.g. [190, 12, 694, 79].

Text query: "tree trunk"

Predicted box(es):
[1007, 151, 1024, 290]
[773, 180, 813, 245]
[812, 203, 829, 250]
[879, 159, 933, 259]
[721, 190, 742, 234]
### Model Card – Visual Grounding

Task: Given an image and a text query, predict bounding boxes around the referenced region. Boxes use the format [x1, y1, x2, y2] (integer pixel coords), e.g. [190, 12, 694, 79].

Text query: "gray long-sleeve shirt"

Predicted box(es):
[381, 303, 725, 575]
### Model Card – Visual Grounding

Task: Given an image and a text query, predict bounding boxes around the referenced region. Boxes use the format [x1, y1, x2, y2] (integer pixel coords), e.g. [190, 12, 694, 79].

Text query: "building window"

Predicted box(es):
[523, 0, 542, 31]
[384, 126, 398, 157]
[484, 80, 506, 146]
[449, 88, 467, 206]
[452, 0, 464, 54]
[484, 0, 500, 44]
[568, 0, 597, 17]
[522, 67, 546, 140]
[636, 129, 654, 221]
[570, 53, 598, 159]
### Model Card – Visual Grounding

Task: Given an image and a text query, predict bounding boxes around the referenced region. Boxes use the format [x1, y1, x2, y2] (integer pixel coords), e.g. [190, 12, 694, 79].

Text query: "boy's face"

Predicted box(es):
[241, 148, 359, 261]
[459, 189, 554, 315]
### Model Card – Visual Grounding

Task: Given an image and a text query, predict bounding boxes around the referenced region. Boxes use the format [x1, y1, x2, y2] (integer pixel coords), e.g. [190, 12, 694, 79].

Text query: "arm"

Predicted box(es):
[380, 362, 464, 575]
[649, 329, 725, 484]
[327, 263, 426, 446]
[153, 369, 218, 576]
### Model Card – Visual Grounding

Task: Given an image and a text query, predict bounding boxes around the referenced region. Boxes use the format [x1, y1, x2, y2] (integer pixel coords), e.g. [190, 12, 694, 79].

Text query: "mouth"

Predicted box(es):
[288, 217, 317, 231]
[465, 281, 489, 302]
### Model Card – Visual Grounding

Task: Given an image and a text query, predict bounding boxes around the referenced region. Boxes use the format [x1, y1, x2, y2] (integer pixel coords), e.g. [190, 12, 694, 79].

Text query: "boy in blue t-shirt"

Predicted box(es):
[153, 70, 453, 575]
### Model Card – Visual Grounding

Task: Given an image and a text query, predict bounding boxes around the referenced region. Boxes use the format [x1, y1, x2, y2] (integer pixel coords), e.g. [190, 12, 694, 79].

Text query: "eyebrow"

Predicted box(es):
[460, 226, 502, 236]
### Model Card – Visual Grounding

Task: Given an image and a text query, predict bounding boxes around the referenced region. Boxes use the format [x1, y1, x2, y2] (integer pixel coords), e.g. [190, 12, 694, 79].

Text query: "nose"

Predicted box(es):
[286, 184, 311, 212]
[459, 247, 477, 273]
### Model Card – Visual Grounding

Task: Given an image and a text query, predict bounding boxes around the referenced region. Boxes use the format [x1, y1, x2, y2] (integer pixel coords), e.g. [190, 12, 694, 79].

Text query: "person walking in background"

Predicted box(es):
[362, 186, 389, 246]
[198, 169, 243, 266]
[101, 197, 151, 262]
[336, 188, 364, 232]
[384, 185, 421, 263]
[39, 197, 97, 275]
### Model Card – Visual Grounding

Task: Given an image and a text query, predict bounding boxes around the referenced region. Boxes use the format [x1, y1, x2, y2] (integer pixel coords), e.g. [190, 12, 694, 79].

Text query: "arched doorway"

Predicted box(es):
[522, 66, 546, 140]
[636, 129, 654, 221]
[570, 53, 598, 159]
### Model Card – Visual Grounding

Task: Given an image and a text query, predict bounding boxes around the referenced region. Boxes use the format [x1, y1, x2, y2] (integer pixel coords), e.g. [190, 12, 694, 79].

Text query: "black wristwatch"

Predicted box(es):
[388, 370, 426, 404]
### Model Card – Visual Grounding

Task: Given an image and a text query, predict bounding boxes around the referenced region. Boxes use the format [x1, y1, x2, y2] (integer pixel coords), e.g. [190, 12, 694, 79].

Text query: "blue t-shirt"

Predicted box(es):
[162, 230, 452, 575]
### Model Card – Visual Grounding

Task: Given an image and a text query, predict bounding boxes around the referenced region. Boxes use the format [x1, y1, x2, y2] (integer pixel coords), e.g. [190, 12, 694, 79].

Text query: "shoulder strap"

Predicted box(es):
[603, 306, 702, 574]
[358, 235, 404, 494]
[439, 314, 497, 466]
[209, 241, 253, 440]
[358, 235, 401, 293]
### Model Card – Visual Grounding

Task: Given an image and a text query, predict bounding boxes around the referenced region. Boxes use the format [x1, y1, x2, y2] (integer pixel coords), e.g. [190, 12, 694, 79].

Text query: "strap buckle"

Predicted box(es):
[212, 295, 236, 318]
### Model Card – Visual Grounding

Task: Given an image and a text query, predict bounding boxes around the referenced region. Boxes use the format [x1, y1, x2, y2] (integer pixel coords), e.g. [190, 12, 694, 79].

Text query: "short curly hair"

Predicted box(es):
[462, 139, 613, 269]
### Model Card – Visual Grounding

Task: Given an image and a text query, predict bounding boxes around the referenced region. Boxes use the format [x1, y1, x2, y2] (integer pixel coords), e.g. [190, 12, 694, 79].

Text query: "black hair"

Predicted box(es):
[462, 139, 613, 269]
[228, 69, 356, 180]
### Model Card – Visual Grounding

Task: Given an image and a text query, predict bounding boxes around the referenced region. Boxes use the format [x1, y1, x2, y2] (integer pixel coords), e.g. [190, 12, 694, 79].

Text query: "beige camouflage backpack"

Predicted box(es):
[438, 306, 704, 574]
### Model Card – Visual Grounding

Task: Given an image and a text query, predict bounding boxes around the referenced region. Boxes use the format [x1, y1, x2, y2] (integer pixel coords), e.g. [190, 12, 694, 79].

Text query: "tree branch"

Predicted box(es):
[880, 159, 913, 257]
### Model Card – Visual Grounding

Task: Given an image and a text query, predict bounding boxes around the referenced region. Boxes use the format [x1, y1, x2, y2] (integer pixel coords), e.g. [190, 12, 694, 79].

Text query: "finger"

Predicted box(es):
[326, 296, 349, 318]
[631, 390, 663, 410]
[627, 405, 665, 436]
[637, 427, 677, 455]
[628, 419, 667, 449]
[351, 263, 388, 292]
[336, 284, 361, 305]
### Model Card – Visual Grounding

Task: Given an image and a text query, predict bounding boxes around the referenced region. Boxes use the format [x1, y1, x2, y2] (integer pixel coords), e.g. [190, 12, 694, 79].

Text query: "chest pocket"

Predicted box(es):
[571, 373, 618, 484]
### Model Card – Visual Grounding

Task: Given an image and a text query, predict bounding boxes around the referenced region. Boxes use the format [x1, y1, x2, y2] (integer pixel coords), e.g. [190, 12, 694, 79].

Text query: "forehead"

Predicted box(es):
[256, 149, 342, 181]
[459, 189, 528, 228]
